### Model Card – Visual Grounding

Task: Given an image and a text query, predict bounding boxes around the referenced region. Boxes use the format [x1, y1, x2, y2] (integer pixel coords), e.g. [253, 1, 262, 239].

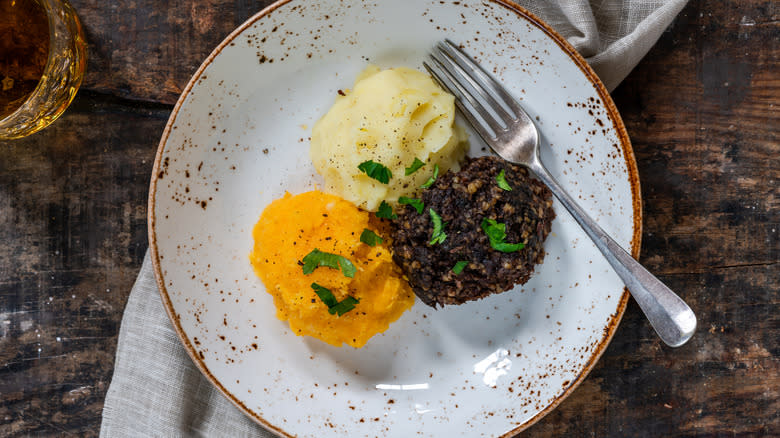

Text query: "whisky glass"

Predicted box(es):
[0, 0, 87, 140]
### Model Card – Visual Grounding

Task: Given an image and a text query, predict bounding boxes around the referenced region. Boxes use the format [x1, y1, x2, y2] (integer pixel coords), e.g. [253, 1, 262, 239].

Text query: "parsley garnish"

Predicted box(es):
[480, 218, 525, 253]
[301, 248, 357, 278]
[452, 261, 469, 275]
[375, 201, 397, 220]
[496, 169, 512, 191]
[329, 296, 360, 316]
[358, 160, 392, 184]
[360, 229, 383, 246]
[311, 282, 338, 307]
[311, 283, 359, 316]
[404, 157, 425, 175]
[420, 164, 439, 189]
[428, 208, 447, 245]
[398, 196, 424, 214]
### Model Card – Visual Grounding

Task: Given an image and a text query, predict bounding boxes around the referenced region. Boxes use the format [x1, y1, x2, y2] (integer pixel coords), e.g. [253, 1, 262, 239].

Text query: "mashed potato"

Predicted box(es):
[249, 191, 415, 348]
[310, 66, 468, 211]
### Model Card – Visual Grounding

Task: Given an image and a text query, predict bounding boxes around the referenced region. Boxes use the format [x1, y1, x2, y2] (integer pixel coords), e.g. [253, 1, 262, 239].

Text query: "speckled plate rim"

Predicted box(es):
[147, 0, 642, 435]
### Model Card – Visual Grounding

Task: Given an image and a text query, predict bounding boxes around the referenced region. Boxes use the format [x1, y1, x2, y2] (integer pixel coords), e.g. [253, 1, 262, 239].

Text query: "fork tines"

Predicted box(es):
[423, 39, 525, 143]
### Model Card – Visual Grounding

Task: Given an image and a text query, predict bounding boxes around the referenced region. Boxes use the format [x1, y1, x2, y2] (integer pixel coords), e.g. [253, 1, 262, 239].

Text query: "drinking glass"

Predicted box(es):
[0, 0, 87, 140]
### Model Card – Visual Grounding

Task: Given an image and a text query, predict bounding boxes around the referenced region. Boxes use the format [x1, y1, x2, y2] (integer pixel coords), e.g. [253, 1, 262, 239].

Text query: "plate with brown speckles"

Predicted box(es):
[148, 0, 641, 436]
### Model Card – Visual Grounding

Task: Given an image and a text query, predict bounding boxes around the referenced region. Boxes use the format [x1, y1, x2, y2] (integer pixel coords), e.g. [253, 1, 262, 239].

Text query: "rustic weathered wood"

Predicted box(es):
[76, 0, 275, 105]
[0, 0, 777, 436]
[0, 93, 169, 436]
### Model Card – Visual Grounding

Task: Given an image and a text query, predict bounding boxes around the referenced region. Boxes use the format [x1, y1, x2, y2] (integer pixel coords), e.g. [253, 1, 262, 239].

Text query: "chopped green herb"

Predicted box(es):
[360, 229, 383, 246]
[301, 248, 357, 278]
[375, 201, 397, 220]
[404, 157, 425, 175]
[428, 208, 447, 245]
[420, 164, 439, 189]
[496, 169, 512, 191]
[492, 241, 523, 252]
[311, 283, 338, 308]
[329, 296, 360, 316]
[398, 196, 424, 214]
[311, 283, 359, 316]
[357, 160, 392, 184]
[452, 261, 469, 275]
[480, 218, 525, 253]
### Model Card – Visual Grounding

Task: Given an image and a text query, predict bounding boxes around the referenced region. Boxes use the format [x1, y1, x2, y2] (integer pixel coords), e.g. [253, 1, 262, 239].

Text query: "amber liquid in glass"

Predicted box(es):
[0, 0, 50, 120]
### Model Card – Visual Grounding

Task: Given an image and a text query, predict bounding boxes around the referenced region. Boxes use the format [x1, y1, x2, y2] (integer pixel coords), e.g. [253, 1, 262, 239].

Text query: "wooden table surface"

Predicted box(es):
[1, 0, 777, 436]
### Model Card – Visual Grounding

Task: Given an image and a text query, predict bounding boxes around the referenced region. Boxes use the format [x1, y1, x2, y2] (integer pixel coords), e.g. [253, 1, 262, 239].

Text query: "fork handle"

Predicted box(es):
[529, 162, 697, 347]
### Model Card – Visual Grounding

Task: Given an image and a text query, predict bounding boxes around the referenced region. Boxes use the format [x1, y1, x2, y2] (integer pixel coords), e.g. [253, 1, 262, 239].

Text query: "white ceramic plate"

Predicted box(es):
[149, 1, 641, 436]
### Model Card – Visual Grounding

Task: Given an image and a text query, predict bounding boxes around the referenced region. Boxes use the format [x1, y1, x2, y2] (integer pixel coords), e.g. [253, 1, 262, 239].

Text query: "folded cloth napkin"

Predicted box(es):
[100, 1, 687, 436]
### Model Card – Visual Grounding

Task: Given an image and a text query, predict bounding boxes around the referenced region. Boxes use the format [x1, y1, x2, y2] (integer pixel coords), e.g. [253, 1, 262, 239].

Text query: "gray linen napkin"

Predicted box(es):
[100, 1, 687, 436]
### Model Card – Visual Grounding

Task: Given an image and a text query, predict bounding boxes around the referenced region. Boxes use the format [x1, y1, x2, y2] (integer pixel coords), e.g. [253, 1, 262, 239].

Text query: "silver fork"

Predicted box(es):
[425, 40, 696, 347]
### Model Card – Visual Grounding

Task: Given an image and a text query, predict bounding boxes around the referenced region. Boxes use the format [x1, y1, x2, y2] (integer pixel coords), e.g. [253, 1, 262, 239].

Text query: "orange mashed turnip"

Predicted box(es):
[249, 190, 415, 348]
